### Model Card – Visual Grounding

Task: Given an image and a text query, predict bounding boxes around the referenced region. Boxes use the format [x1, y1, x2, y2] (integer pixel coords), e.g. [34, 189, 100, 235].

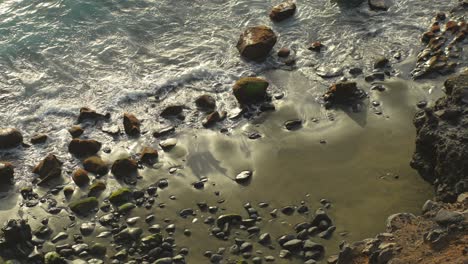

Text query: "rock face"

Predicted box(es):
[0, 128, 23, 149]
[123, 113, 140, 136]
[68, 139, 102, 157]
[411, 72, 468, 202]
[32, 154, 63, 183]
[0, 162, 14, 185]
[236, 26, 277, 61]
[270, 1, 297, 22]
[233, 77, 269, 105]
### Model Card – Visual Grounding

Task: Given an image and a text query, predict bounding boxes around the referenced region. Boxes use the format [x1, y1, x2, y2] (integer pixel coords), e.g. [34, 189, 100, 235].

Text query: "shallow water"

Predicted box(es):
[0, 0, 463, 262]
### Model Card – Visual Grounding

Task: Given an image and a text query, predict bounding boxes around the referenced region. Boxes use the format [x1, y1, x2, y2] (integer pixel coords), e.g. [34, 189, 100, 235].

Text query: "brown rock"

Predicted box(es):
[308, 41, 323, 52]
[111, 158, 138, 178]
[0, 162, 14, 185]
[78, 107, 107, 123]
[0, 128, 23, 149]
[31, 134, 48, 145]
[233, 77, 269, 105]
[374, 56, 389, 69]
[123, 113, 140, 136]
[323, 82, 359, 103]
[140, 147, 158, 165]
[72, 168, 90, 187]
[277, 47, 291, 58]
[269, 1, 297, 22]
[69, 125, 84, 138]
[195, 95, 216, 110]
[83, 156, 109, 175]
[445, 21, 460, 33]
[68, 139, 101, 157]
[236, 26, 277, 61]
[33, 154, 62, 182]
[368, 0, 390, 11]
[202, 111, 224, 128]
[160, 105, 184, 118]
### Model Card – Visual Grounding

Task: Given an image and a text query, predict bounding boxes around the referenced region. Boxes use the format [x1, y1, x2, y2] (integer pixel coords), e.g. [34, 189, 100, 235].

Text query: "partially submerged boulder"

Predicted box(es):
[77, 107, 107, 123]
[68, 139, 101, 157]
[236, 26, 277, 61]
[411, 72, 468, 202]
[30, 134, 48, 145]
[123, 113, 140, 136]
[195, 95, 216, 111]
[69, 197, 99, 216]
[140, 147, 158, 165]
[322, 82, 362, 105]
[270, 1, 297, 22]
[233, 77, 269, 105]
[68, 125, 84, 138]
[368, 0, 390, 11]
[32, 154, 62, 183]
[0, 128, 23, 149]
[0, 162, 14, 185]
[111, 158, 138, 178]
[83, 156, 109, 175]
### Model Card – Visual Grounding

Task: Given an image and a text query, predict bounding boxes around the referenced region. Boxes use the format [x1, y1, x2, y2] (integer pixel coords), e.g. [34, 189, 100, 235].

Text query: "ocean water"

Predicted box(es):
[0, 0, 463, 262]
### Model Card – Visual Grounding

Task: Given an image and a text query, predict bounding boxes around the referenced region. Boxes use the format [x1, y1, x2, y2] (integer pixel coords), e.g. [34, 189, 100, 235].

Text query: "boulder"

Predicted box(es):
[77, 107, 107, 123]
[109, 187, 132, 205]
[233, 77, 269, 105]
[123, 113, 140, 136]
[0, 128, 23, 149]
[140, 147, 158, 165]
[0, 162, 14, 185]
[195, 95, 216, 110]
[32, 154, 62, 182]
[411, 72, 468, 201]
[322, 82, 360, 104]
[83, 156, 109, 175]
[68, 139, 101, 157]
[72, 168, 90, 187]
[270, 1, 297, 22]
[236, 26, 277, 61]
[69, 197, 99, 216]
[111, 158, 138, 178]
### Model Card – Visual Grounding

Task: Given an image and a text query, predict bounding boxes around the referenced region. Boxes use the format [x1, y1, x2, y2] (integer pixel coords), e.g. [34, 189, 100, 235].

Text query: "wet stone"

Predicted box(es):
[284, 120, 302, 130]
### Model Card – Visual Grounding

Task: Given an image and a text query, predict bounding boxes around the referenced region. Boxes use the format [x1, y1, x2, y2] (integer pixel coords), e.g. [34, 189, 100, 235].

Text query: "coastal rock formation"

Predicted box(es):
[236, 26, 277, 61]
[0, 128, 23, 149]
[270, 1, 297, 22]
[411, 72, 468, 202]
[233, 77, 269, 105]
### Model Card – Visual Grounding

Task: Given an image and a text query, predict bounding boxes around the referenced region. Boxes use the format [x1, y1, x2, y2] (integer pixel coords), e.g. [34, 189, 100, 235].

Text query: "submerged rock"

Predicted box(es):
[159, 138, 178, 151]
[69, 197, 99, 216]
[277, 47, 291, 57]
[0, 128, 23, 149]
[32, 154, 62, 183]
[111, 158, 138, 179]
[0, 162, 14, 185]
[411, 72, 468, 202]
[236, 26, 277, 61]
[30, 134, 48, 145]
[233, 77, 269, 105]
[270, 1, 297, 22]
[68, 139, 102, 157]
[195, 95, 216, 111]
[44, 251, 66, 264]
[202, 111, 224, 127]
[123, 113, 140, 136]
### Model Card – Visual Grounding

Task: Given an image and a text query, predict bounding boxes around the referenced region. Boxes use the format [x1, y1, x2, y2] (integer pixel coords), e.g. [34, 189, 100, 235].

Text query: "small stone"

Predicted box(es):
[160, 105, 183, 118]
[111, 158, 138, 178]
[284, 119, 302, 130]
[277, 47, 291, 57]
[195, 95, 217, 110]
[72, 168, 90, 187]
[235, 170, 252, 184]
[0, 128, 23, 149]
[159, 138, 178, 151]
[31, 134, 48, 144]
[308, 41, 323, 52]
[123, 113, 140, 136]
[270, 1, 296, 22]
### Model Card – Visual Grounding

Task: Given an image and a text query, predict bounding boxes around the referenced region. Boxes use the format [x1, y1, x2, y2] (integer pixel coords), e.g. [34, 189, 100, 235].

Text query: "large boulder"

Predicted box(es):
[270, 1, 297, 22]
[68, 139, 101, 157]
[32, 154, 62, 183]
[236, 26, 277, 61]
[411, 72, 468, 202]
[233, 77, 269, 105]
[0, 162, 14, 185]
[0, 128, 23, 149]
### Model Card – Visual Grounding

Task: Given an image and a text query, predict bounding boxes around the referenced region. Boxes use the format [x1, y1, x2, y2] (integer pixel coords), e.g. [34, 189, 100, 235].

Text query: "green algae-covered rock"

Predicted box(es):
[141, 233, 163, 245]
[90, 243, 107, 256]
[88, 180, 107, 197]
[44, 252, 66, 264]
[118, 202, 136, 214]
[233, 77, 269, 105]
[108, 187, 132, 205]
[69, 197, 98, 216]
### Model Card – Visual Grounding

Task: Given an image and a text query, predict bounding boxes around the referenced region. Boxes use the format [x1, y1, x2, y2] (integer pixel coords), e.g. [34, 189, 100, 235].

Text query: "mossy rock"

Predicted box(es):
[69, 197, 98, 216]
[233, 77, 269, 105]
[118, 202, 136, 214]
[44, 252, 66, 264]
[90, 243, 107, 256]
[88, 180, 107, 197]
[141, 233, 163, 245]
[108, 188, 132, 205]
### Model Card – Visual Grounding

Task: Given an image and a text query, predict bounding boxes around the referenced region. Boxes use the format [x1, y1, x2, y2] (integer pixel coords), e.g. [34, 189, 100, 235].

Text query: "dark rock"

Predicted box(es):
[123, 113, 140, 136]
[235, 170, 252, 184]
[411, 72, 468, 201]
[160, 105, 184, 118]
[31, 134, 48, 144]
[233, 77, 269, 105]
[217, 214, 243, 227]
[108, 188, 132, 205]
[77, 107, 107, 123]
[33, 154, 62, 183]
[284, 119, 302, 130]
[368, 0, 390, 11]
[282, 239, 302, 251]
[72, 168, 90, 187]
[195, 95, 216, 110]
[68, 139, 101, 157]
[140, 146, 158, 165]
[236, 26, 277, 61]
[308, 41, 324, 52]
[322, 82, 360, 104]
[270, 1, 297, 22]
[0, 128, 23, 149]
[68, 125, 84, 138]
[0, 162, 14, 185]
[374, 56, 389, 69]
[111, 158, 138, 178]
[349, 67, 363, 76]
[277, 47, 291, 57]
[83, 156, 108, 175]
[203, 111, 224, 128]
[153, 126, 175, 138]
[434, 209, 464, 226]
[69, 197, 98, 216]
